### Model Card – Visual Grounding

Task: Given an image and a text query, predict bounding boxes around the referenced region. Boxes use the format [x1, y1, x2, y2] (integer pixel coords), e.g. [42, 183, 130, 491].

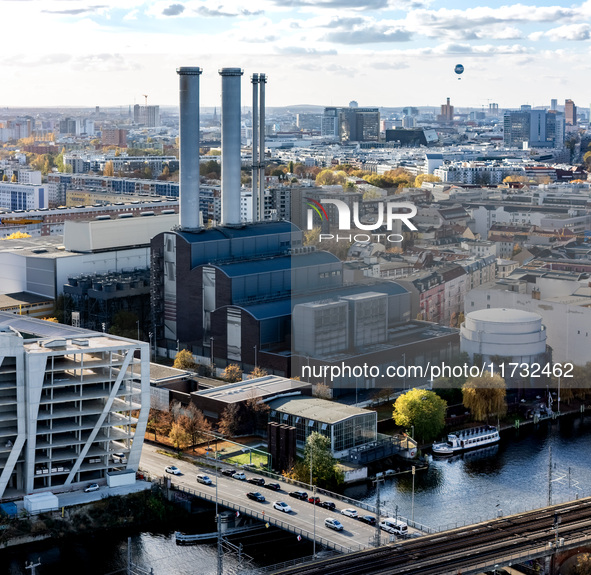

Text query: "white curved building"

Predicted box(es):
[460, 308, 547, 364]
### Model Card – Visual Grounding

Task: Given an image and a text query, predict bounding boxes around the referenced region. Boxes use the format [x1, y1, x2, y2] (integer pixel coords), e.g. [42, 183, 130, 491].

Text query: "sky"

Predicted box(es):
[1, 0, 591, 110]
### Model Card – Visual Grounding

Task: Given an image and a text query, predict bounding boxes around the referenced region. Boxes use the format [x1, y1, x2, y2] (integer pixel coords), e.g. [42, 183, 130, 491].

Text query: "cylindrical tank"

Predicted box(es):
[219, 67, 243, 227]
[176, 67, 202, 231]
[460, 308, 547, 363]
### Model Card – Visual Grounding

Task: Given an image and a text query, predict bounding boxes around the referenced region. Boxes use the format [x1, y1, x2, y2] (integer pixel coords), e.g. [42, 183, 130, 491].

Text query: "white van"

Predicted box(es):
[379, 518, 408, 536]
[112, 452, 127, 464]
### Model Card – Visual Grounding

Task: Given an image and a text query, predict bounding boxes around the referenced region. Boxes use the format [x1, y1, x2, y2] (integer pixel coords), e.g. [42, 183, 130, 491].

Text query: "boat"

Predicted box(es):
[431, 425, 500, 456]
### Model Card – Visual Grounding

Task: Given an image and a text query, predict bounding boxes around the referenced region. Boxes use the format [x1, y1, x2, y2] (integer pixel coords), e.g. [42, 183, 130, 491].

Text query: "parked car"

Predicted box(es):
[246, 492, 266, 502]
[266, 482, 281, 491]
[324, 518, 343, 531]
[112, 452, 127, 464]
[320, 501, 336, 511]
[308, 496, 321, 505]
[84, 483, 100, 493]
[359, 515, 377, 526]
[233, 472, 246, 480]
[165, 465, 181, 475]
[196, 474, 212, 485]
[341, 508, 358, 518]
[247, 477, 265, 486]
[221, 469, 236, 477]
[289, 490, 308, 500]
[273, 501, 292, 513]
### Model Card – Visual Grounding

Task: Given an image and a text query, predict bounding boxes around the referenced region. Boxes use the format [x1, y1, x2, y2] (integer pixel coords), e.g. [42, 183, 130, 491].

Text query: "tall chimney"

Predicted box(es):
[176, 67, 202, 231]
[219, 67, 243, 227]
[258, 74, 266, 222]
[251, 73, 259, 222]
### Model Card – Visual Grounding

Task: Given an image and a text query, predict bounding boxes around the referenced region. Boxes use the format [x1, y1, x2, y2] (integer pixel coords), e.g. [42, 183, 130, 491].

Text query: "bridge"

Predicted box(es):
[273, 498, 591, 575]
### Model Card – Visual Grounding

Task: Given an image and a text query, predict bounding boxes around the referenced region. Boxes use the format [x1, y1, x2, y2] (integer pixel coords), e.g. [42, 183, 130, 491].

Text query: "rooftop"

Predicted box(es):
[467, 308, 541, 323]
[268, 396, 374, 425]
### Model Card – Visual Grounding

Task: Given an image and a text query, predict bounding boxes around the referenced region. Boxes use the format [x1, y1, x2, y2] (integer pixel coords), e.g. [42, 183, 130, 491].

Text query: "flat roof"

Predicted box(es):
[194, 375, 311, 404]
[268, 396, 374, 425]
[0, 292, 54, 308]
[149, 363, 193, 384]
[467, 308, 541, 323]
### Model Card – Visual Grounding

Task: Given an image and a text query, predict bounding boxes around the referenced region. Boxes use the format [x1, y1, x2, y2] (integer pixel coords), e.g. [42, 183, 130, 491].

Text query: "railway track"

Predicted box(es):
[274, 497, 591, 575]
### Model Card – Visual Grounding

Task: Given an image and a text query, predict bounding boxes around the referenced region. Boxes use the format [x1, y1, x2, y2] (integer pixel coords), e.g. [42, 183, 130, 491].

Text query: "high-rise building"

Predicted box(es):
[0, 314, 149, 498]
[503, 110, 564, 148]
[438, 98, 454, 123]
[565, 99, 577, 125]
[321, 107, 339, 139]
[133, 105, 160, 127]
[321, 107, 380, 142]
[550, 99, 557, 111]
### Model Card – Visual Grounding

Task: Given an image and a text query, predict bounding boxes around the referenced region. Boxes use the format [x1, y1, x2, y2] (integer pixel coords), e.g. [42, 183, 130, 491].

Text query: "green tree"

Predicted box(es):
[303, 432, 344, 490]
[462, 373, 507, 422]
[288, 161, 294, 174]
[108, 311, 139, 340]
[393, 388, 447, 443]
[222, 363, 243, 383]
[173, 349, 196, 371]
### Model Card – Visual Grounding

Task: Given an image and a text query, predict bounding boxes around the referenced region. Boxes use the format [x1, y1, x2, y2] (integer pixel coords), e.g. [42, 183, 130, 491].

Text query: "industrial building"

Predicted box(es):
[0, 313, 149, 499]
[267, 396, 377, 458]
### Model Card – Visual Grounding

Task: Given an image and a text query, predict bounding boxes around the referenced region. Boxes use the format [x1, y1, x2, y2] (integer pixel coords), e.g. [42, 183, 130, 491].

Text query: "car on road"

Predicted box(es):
[84, 483, 100, 493]
[359, 515, 377, 526]
[247, 477, 265, 486]
[379, 518, 408, 535]
[196, 474, 212, 485]
[320, 501, 336, 511]
[341, 508, 358, 519]
[273, 501, 292, 513]
[308, 496, 321, 505]
[289, 490, 308, 500]
[246, 492, 266, 502]
[165, 465, 181, 475]
[324, 518, 343, 531]
[233, 471, 246, 480]
[221, 469, 236, 477]
[265, 482, 281, 491]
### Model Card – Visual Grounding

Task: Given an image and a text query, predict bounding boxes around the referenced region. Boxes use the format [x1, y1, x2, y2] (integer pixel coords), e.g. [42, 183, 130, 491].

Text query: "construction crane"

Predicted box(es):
[143, 94, 148, 107]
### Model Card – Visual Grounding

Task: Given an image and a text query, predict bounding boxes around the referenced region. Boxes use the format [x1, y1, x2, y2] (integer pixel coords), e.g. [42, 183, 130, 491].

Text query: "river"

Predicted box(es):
[4, 414, 591, 574]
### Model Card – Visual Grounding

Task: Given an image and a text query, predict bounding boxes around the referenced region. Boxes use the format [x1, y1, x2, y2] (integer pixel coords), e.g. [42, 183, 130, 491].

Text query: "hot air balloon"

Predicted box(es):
[454, 64, 464, 79]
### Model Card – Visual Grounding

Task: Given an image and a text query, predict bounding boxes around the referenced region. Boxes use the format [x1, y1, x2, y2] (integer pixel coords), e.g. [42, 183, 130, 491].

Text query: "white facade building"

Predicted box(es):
[0, 314, 149, 498]
[0, 182, 48, 211]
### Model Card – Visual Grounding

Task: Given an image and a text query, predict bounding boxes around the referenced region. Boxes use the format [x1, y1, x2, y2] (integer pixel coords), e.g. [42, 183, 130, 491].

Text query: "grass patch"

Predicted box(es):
[226, 451, 269, 468]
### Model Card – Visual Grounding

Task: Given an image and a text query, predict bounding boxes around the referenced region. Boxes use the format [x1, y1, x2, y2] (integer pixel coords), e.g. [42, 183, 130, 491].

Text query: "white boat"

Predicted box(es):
[432, 425, 500, 456]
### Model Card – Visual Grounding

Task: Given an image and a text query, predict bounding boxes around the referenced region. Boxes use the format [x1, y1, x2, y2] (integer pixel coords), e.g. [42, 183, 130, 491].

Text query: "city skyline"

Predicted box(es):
[1, 0, 590, 109]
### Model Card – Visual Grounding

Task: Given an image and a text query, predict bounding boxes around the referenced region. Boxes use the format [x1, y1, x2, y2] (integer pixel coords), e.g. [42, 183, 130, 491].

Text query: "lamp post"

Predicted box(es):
[136, 320, 140, 341]
[309, 445, 316, 558]
[215, 447, 223, 575]
[148, 332, 153, 362]
[411, 465, 416, 523]
[402, 353, 406, 390]
[254, 344, 258, 368]
[210, 336, 215, 375]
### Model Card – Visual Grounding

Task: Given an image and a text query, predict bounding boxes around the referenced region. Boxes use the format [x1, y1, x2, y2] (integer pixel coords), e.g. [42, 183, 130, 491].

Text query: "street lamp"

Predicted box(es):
[254, 344, 258, 368]
[310, 445, 316, 559]
[215, 447, 223, 575]
[136, 320, 140, 341]
[148, 332, 153, 362]
[411, 465, 416, 523]
[210, 337, 215, 375]
[402, 353, 406, 390]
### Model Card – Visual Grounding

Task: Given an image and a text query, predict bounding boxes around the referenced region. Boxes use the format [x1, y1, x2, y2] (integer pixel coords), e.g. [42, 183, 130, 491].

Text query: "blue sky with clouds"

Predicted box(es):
[1, 0, 590, 109]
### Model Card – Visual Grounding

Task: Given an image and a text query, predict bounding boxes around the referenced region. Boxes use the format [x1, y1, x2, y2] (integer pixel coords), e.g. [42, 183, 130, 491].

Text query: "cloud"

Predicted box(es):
[269, 0, 390, 9]
[275, 46, 338, 55]
[324, 27, 412, 44]
[41, 5, 107, 15]
[367, 60, 409, 69]
[162, 3, 185, 16]
[546, 23, 591, 41]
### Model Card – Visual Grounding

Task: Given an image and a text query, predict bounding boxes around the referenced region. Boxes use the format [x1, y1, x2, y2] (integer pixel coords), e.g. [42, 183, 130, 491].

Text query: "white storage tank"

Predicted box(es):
[460, 308, 547, 364]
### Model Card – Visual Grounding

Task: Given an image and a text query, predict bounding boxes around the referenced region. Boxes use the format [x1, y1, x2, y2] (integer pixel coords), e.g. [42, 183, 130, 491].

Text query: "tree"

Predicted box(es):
[244, 391, 270, 434]
[303, 432, 344, 490]
[41, 317, 59, 323]
[10, 173, 17, 182]
[218, 403, 242, 437]
[222, 364, 243, 383]
[169, 421, 191, 451]
[108, 311, 139, 340]
[393, 388, 447, 443]
[103, 161, 115, 177]
[288, 161, 294, 174]
[248, 366, 268, 379]
[462, 373, 507, 422]
[414, 174, 441, 188]
[575, 553, 591, 575]
[315, 169, 346, 186]
[183, 404, 212, 450]
[173, 349, 196, 371]
[313, 383, 332, 400]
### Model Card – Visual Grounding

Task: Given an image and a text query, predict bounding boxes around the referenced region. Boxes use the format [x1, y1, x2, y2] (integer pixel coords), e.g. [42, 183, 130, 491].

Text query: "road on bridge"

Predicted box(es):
[140, 444, 381, 551]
